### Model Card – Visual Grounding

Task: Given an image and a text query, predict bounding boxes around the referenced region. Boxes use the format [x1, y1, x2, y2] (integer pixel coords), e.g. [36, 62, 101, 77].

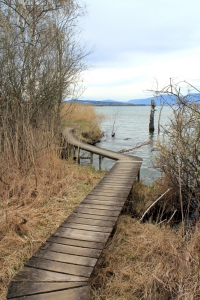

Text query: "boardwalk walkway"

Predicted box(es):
[7, 128, 142, 300]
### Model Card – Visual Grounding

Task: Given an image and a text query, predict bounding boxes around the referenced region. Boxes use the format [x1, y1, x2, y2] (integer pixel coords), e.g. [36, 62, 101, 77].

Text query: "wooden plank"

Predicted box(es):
[74, 206, 121, 217]
[88, 190, 128, 197]
[66, 214, 116, 227]
[98, 177, 134, 183]
[8, 286, 91, 300]
[99, 176, 134, 181]
[40, 242, 101, 258]
[26, 257, 93, 277]
[61, 222, 113, 234]
[78, 203, 123, 211]
[68, 211, 118, 221]
[102, 172, 137, 177]
[47, 236, 105, 250]
[7, 281, 87, 298]
[85, 193, 127, 200]
[82, 199, 124, 206]
[90, 186, 129, 193]
[34, 249, 97, 267]
[96, 183, 133, 188]
[53, 227, 110, 243]
[14, 267, 87, 282]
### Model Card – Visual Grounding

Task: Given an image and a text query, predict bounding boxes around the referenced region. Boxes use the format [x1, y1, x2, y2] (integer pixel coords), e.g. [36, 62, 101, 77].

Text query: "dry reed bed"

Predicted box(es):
[0, 155, 104, 300]
[90, 215, 200, 300]
[61, 103, 104, 143]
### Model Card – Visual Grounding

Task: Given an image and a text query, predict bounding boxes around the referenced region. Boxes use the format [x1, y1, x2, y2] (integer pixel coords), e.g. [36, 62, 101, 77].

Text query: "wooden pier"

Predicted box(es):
[7, 128, 142, 300]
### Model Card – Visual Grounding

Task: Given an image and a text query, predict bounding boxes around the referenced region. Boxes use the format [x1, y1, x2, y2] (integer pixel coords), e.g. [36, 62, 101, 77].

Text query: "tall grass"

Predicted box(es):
[0, 155, 104, 299]
[0, 102, 104, 300]
[61, 102, 104, 143]
[90, 215, 200, 300]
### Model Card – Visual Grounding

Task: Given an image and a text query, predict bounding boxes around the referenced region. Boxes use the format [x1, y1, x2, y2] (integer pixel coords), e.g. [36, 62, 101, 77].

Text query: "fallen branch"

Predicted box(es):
[118, 141, 151, 153]
[167, 209, 177, 224]
[140, 188, 171, 221]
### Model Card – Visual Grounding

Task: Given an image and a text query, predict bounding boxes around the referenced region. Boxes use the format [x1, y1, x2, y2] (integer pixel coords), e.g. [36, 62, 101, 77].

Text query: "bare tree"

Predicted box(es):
[0, 0, 88, 171]
[153, 79, 200, 225]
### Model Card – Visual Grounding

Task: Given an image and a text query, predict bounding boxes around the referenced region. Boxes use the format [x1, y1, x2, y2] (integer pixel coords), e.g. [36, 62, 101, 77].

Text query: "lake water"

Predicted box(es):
[81, 105, 172, 185]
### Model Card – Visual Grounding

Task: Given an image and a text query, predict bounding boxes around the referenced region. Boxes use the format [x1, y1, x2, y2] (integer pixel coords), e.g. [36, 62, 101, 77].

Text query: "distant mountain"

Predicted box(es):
[128, 95, 177, 105]
[66, 93, 199, 106]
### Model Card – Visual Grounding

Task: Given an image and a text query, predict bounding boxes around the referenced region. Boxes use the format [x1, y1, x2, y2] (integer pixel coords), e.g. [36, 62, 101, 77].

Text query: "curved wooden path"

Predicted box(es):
[7, 128, 142, 300]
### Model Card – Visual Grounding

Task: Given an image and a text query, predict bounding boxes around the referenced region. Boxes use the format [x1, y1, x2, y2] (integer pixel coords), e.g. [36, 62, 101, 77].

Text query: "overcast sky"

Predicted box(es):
[80, 0, 200, 101]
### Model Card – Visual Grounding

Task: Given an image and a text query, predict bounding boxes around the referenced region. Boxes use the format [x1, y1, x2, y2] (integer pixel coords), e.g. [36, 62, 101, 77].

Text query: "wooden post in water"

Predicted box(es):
[149, 99, 156, 133]
[90, 152, 93, 165]
[137, 169, 140, 182]
[99, 155, 102, 171]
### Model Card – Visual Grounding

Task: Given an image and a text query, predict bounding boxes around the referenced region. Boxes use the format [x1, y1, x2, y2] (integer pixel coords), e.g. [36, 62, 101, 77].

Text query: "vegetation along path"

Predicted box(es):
[7, 128, 142, 300]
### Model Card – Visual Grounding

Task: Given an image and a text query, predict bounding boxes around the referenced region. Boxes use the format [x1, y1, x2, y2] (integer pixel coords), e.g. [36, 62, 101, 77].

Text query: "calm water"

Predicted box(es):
[81, 106, 172, 185]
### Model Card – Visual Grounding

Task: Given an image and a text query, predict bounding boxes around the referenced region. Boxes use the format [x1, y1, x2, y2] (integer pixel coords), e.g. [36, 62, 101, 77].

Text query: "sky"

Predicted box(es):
[79, 0, 200, 101]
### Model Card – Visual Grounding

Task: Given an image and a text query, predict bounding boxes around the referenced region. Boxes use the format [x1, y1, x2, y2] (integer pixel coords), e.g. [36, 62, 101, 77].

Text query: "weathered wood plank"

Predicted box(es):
[86, 191, 125, 197]
[85, 193, 127, 203]
[53, 227, 110, 243]
[47, 236, 105, 250]
[85, 191, 129, 198]
[26, 257, 93, 277]
[67, 211, 118, 221]
[7, 281, 87, 298]
[78, 203, 123, 211]
[82, 199, 124, 206]
[14, 267, 87, 282]
[96, 181, 133, 187]
[98, 180, 133, 185]
[74, 206, 121, 217]
[8, 286, 91, 300]
[65, 214, 116, 227]
[98, 177, 135, 183]
[40, 242, 101, 258]
[61, 222, 113, 234]
[34, 249, 97, 267]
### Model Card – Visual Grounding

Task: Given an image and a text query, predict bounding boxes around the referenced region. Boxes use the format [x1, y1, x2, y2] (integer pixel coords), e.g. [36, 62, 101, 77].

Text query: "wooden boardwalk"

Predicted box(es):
[7, 129, 142, 300]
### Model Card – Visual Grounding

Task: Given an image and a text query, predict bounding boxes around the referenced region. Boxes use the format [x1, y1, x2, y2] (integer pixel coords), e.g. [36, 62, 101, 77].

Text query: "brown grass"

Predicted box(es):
[0, 100, 105, 299]
[0, 155, 104, 300]
[61, 102, 104, 143]
[90, 215, 200, 300]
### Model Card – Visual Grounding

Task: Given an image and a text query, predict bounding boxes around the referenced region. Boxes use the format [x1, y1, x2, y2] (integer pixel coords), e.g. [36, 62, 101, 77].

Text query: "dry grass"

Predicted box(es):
[0, 154, 104, 300]
[90, 216, 200, 300]
[61, 102, 104, 143]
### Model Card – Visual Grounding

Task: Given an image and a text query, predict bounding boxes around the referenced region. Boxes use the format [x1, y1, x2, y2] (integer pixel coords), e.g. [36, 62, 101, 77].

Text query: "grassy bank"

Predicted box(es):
[89, 179, 200, 300]
[90, 215, 200, 300]
[61, 102, 104, 144]
[0, 103, 104, 300]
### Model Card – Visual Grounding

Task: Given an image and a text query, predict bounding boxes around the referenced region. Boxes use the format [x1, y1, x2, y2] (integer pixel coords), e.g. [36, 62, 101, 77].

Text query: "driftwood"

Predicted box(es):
[118, 141, 151, 154]
[140, 188, 171, 222]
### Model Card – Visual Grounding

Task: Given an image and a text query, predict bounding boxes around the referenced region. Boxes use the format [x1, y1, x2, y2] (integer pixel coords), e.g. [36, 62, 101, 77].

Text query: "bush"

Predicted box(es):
[155, 81, 200, 223]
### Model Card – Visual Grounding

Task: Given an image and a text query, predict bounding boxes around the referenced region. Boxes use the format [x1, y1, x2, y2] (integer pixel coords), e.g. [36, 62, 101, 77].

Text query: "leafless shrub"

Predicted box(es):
[0, 0, 88, 176]
[154, 80, 200, 225]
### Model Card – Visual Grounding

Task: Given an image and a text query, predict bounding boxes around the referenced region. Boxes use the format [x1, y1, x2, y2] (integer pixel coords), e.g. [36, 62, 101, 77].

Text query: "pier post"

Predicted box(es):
[99, 155, 102, 171]
[137, 169, 140, 182]
[90, 152, 93, 165]
[67, 143, 74, 160]
[77, 147, 81, 164]
[149, 99, 156, 133]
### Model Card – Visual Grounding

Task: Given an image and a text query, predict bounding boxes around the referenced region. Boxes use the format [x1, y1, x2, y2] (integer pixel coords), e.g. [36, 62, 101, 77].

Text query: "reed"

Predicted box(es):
[90, 215, 200, 300]
[0, 102, 105, 299]
[61, 102, 104, 144]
